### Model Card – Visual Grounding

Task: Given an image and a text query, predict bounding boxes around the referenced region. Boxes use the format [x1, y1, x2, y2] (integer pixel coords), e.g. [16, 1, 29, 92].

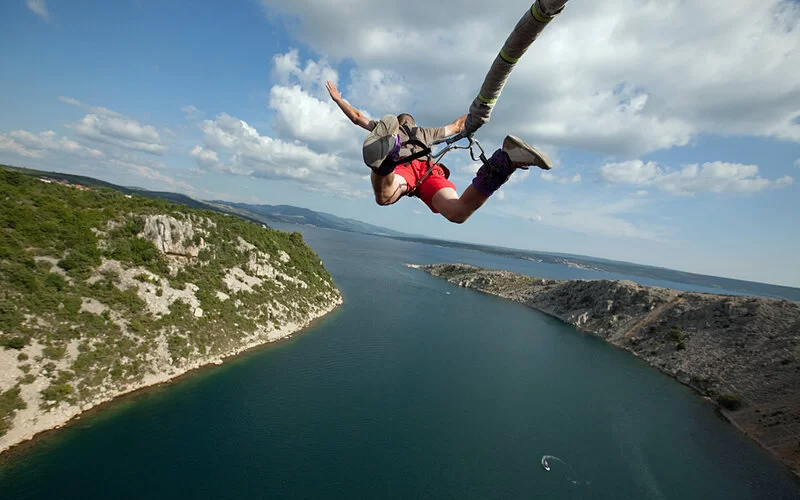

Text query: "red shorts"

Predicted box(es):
[394, 159, 456, 213]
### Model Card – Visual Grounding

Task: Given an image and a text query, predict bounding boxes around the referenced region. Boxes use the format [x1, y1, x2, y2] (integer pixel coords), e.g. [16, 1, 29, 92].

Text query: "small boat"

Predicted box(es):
[541, 457, 550, 472]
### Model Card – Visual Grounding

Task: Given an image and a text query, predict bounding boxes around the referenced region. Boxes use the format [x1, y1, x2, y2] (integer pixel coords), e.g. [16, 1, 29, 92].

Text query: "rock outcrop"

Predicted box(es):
[139, 214, 208, 262]
[412, 263, 800, 477]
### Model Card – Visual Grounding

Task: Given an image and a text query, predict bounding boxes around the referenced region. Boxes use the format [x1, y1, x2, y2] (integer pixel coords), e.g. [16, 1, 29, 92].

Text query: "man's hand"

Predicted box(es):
[326, 80, 342, 102]
[327, 80, 373, 131]
[443, 114, 468, 137]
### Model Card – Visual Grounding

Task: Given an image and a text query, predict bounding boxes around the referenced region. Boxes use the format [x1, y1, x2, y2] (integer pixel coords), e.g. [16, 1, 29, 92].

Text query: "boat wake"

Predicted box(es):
[540, 455, 590, 487]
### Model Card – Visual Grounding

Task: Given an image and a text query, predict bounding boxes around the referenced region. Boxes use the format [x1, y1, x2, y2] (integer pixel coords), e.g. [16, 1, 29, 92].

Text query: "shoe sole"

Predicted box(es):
[505, 135, 552, 170]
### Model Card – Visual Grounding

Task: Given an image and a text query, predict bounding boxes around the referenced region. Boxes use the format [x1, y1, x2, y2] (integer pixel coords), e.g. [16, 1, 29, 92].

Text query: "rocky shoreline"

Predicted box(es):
[0, 294, 342, 456]
[410, 263, 800, 477]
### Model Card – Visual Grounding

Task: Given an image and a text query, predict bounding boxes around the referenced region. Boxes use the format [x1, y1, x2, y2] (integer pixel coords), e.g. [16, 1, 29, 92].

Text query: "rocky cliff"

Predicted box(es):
[0, 169, 342, 453]
[412, 263, 800, 477]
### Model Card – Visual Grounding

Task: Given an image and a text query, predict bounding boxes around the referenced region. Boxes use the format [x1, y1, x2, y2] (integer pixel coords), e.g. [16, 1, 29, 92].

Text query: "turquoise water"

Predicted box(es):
[1, 226, 798, 499]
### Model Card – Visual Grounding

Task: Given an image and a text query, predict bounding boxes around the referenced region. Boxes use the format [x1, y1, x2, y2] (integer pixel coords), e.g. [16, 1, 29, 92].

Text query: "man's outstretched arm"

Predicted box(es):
[442, 114, 467, 137]
[326, 80, 374, 131]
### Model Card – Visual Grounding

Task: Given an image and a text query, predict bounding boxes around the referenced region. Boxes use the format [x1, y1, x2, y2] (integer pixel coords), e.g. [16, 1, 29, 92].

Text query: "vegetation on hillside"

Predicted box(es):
[0, 167, 340, 437]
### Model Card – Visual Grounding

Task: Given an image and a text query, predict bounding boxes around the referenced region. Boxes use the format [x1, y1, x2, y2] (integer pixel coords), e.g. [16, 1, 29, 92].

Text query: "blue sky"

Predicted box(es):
[1, 0, 799, 287]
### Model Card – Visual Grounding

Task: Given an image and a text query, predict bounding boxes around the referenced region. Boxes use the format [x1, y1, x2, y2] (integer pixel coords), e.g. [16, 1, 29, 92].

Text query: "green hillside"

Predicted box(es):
[0, 167, 341, 439]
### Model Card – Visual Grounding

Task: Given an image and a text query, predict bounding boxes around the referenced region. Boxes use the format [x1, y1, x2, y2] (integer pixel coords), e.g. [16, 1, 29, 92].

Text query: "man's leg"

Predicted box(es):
[431, 185, 488, 224]
[370, 170, 409, 206]
[432, 137, 552, 224]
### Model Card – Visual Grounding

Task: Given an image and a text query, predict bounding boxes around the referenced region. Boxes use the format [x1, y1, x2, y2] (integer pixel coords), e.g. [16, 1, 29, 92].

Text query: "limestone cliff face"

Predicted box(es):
[413, 263, 800, 476]
[139, 214, 206, 259]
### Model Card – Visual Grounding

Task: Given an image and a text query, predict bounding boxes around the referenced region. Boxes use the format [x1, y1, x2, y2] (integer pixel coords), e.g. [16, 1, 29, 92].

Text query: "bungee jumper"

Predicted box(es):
[328, 0, 569, 224]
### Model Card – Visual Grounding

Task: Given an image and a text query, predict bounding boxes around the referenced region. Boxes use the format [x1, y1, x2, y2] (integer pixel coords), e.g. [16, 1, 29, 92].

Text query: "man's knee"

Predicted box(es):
[441, 206, 471, 224]
[374, 193, 398, 206]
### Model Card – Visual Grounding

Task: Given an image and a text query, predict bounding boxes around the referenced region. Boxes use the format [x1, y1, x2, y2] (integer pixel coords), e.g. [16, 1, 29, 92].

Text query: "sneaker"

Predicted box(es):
[502, 135, 552, 170]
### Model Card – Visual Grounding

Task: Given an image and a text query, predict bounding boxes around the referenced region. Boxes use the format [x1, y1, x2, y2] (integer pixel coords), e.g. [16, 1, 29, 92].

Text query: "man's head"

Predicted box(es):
[362, 114, 401, 170]
[397, 113, 415, 127]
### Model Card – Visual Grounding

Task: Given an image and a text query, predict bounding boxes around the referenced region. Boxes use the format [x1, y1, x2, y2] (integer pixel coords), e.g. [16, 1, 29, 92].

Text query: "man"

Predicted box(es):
[326, 80, 552, 224]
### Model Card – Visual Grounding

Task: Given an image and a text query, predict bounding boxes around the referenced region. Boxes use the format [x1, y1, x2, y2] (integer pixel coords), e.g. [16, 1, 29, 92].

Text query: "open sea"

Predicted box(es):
[1, 224, 798, 499]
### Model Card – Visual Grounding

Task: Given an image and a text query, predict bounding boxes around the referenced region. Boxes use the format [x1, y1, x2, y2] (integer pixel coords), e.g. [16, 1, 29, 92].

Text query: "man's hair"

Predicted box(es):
[397, 113, 415, 127]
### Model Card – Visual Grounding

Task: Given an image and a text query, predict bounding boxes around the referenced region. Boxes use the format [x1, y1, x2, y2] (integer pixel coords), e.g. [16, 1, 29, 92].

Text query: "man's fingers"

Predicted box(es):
[325, 80, 338, 98]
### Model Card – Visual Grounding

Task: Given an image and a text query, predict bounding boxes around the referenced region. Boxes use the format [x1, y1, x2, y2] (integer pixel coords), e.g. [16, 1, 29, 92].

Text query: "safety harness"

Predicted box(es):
[376, 125, 452, 198]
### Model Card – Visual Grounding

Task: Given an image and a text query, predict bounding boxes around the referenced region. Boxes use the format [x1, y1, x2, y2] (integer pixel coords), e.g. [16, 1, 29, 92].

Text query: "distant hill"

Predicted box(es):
[387, 235, 800, 302]
[215, 202, 410, 237]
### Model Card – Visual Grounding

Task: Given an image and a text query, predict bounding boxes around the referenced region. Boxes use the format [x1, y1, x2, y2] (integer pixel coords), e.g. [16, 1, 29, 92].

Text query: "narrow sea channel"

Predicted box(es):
[1, 225, 798, 499]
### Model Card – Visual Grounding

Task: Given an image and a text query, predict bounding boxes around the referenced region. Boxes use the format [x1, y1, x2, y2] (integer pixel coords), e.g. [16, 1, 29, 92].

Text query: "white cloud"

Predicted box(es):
[109, 158, 196, 194]
[190, 146, 220, 169]
[0, 135, 39, 158]
[60, 97, 167, 155]
[0, 130, 104, 159]
[600, 159, 793, 195]
[26, 0, 50, 21]
[272, 49, 338, 100]
[267, 52, 368, 155]
[269, 85, 357, 145]
[192, 113, 366, 199]
[67, 115, 166, 155]
[601, 160, 661, 185]
[347, 68, 410, 112]
[59, 96, 123, 118]
[262, 0, 800, 156]
[495, 191, 662, 241]
[0, 128, 195, 196]
[58, 96, 81, 107]
[541, 171, 581, 184]
[181, 105, 201, 119]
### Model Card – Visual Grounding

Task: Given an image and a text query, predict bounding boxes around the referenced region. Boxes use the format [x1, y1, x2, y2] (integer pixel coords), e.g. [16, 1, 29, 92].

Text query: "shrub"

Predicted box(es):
[59, 244, 101, 277]
[17, 352, 29, 361]
[0, 386, 27, 437]
[0, 301, 24, 331]
[44, 272, 68, 291]
[669, 325, 685, 342]
[717, 393, 743, 411]
[41, 383, 74, 404]
[133, 273, 152, 283]
[43, 345, 67, 360]
[1, 336, 28, 350]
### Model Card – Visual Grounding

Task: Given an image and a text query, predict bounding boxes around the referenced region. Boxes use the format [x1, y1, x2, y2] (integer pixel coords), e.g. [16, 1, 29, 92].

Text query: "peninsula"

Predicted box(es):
[411, 263, 800, 477]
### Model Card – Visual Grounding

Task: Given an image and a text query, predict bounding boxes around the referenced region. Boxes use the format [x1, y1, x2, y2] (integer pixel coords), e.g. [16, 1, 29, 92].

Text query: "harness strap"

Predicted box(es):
[376, 124, 454, 198]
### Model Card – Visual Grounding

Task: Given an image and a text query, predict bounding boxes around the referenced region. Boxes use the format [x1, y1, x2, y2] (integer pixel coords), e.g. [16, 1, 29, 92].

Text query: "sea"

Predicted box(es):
[1, 224, 798, 499]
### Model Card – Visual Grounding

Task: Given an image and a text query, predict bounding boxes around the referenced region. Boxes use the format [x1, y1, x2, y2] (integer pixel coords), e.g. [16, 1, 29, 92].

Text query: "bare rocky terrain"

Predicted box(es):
[412, 263, 800, 477]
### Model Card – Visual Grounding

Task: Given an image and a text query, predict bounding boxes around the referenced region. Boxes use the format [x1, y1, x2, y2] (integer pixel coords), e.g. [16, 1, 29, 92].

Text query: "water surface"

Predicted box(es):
[1, 226, 797, 499]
